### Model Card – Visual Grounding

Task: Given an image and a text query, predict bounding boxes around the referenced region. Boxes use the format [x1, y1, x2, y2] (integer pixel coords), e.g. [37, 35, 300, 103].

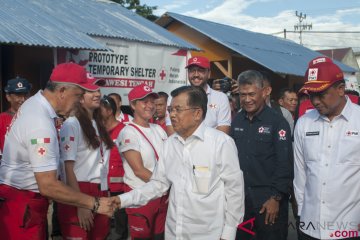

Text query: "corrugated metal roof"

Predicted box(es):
[0, 0, 198, 50]
[0, 0, 108, 50]
[157, 12, 356, 76]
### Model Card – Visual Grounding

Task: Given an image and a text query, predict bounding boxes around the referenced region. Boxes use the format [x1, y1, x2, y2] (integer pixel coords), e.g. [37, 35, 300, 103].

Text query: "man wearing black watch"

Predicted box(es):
[231, 70, 293, 240]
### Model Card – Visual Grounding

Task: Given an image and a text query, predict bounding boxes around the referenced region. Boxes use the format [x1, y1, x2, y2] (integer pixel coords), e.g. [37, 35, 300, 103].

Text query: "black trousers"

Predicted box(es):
[107, 192, 129, 240]
[236, 197, 288, 240]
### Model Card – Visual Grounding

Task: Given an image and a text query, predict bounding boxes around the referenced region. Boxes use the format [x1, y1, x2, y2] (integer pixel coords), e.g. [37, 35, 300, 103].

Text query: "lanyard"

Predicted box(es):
[128, 123, 159, 161]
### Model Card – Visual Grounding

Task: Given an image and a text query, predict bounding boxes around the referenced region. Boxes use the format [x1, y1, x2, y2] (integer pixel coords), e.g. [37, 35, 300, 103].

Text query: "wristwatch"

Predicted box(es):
[270, 193, 282, 201]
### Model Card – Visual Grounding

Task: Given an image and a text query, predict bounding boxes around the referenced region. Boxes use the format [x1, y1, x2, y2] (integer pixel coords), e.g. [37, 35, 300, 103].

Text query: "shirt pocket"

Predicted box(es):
[337, 136, 360, 165]
[192, 166, 211, 195]
[303, 136, 320, 162]
[254, 134, 272, 156]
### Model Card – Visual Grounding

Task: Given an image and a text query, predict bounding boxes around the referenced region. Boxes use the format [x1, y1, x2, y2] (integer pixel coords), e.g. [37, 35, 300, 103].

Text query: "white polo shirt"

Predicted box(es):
[166, 85, 231, 128]
[120, 123, 244, 240]
[117, 123, 167, 189]
[60, 117, 110, 190]
[0, 91, 59, 192]
[294, 97, 360, 239]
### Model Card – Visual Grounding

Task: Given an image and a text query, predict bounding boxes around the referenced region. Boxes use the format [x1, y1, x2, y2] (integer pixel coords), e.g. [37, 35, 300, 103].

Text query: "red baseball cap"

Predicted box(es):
[128, 84, 159, 102]
[300, 57, 344, 93]
[50, 62, 101, 91]
[186, 56, 210, 69]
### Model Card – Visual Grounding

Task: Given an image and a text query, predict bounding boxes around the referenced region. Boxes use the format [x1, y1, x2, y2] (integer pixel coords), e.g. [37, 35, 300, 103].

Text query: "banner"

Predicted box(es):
[61, 37, 189, 105]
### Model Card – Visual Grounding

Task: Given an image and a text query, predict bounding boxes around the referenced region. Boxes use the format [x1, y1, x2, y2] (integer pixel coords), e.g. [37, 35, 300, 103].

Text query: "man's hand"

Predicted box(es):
[110, 196, 121, 209]
[96, 197, 114, 217]
[77, 207, 94, 231]
[259, 198, 279, 225]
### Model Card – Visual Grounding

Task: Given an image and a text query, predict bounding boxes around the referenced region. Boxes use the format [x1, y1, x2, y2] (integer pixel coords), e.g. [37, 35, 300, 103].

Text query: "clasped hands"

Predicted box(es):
[95, 196, 121, 217]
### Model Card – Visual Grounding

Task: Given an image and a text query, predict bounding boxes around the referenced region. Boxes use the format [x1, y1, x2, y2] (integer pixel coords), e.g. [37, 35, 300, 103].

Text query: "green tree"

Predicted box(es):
[111, 0, 158, 21]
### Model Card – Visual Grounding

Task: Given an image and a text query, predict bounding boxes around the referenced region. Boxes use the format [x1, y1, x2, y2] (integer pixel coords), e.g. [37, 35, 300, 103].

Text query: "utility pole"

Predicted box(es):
[294, 11, 312, 45]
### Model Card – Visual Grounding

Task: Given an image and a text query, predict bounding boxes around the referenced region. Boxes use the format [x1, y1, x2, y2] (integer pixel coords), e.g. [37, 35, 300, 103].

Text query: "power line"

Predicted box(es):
[293, 11, 312, 45]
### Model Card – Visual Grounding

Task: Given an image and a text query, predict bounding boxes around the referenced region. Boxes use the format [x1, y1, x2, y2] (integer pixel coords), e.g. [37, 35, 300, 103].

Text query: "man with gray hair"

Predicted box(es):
[231, 70, 293, 240]
[114, 86, 244, 240]
[0, 63, 114, 239]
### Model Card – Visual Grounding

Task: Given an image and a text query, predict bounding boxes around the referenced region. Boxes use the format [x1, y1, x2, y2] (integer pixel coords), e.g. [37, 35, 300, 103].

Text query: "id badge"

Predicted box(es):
[100, 165, 108, 191]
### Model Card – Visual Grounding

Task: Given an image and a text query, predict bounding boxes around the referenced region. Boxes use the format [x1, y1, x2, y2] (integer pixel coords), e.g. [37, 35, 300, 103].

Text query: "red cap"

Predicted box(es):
[50, 63, 101, 91]
[186, 56, 210, 69]
[300, 57, 344, 93]
[128, 84, 159, 102]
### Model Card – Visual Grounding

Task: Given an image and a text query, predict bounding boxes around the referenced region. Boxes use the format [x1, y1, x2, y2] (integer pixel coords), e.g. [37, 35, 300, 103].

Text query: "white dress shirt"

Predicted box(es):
[294, 97, 360, 239]
[120, 123, 244, 240]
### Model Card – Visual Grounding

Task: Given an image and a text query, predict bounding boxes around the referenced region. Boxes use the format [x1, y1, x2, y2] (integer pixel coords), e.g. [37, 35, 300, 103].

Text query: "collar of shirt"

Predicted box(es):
[174, 122, 205, 144]
[314, 96, 352, 122]
[205, 84, 211, 95]
[37, 90, 57, 119]
[240, 104, 269, 122]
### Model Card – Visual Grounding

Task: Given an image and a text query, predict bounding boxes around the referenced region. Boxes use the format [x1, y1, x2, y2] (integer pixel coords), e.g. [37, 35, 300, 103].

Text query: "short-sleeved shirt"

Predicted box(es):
[231, 105, 293, 206]
[117, 123, 167, 189]
[166, 85, 231, 128]
[0, 111, 14, 152]
[60, 117, 110, 189]
[0, 91, 59, 192]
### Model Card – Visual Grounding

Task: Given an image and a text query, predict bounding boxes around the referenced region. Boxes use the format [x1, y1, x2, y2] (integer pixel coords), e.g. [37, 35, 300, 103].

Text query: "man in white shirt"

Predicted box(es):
[166, 56, 231, 135]
[0, 63, 113, 239]
[294, 56, 360, 240]
[114, 86, 245, 240]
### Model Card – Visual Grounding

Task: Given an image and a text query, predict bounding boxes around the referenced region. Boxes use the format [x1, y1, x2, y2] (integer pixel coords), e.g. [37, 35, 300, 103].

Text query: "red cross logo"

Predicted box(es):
[64, 144, 70, 151]
[38, 147, 46, 156]
[279, 129, 286, 137]
[160, 70, 166, 80]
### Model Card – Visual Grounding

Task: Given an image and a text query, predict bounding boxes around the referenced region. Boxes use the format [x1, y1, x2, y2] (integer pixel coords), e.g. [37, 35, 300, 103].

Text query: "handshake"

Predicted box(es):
[95, 196, 122, 217]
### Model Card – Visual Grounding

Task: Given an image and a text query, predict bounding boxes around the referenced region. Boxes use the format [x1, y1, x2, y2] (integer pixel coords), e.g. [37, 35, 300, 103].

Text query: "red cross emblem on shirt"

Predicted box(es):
[38, 147, 46, 156]
[64, 144, 70, 151]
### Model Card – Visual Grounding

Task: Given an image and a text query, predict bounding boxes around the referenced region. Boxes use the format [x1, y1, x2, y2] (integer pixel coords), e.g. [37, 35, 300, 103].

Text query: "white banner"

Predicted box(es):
[64, 37, 189, 105]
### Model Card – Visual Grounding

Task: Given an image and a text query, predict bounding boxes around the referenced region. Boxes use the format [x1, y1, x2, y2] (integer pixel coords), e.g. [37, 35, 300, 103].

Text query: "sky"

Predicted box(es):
[142, 0, 360, 52]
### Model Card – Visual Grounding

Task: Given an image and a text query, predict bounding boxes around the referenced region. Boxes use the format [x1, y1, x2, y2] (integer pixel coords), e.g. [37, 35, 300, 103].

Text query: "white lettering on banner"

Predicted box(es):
[62, 37, 189, 105]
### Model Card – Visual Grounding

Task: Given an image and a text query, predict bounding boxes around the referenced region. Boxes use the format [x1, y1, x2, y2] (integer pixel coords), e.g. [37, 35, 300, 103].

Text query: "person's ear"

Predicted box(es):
[337, 83, 345, 97]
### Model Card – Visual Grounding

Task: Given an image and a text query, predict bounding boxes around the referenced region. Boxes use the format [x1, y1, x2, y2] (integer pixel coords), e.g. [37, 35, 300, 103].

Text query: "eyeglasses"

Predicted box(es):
[167, 107, 200, 114]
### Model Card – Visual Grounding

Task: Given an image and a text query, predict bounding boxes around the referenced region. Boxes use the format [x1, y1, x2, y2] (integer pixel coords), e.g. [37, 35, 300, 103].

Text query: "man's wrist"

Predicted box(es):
[270, 193, 283, 201]
[92, 197, 100, 213]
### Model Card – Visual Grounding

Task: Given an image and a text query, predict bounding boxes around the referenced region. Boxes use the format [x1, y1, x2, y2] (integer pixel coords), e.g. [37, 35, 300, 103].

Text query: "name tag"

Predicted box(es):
[306, 131, 319, 136]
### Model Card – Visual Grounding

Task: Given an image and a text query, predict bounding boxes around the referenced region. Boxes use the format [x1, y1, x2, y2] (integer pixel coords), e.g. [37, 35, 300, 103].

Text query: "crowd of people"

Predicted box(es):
[0, 55, 359, 240]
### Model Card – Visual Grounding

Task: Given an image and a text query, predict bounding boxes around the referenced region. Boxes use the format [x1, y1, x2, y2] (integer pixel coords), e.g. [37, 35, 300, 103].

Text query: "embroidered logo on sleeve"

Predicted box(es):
[31, 138, 50, 145]
[37, 146, 47, 156]
[60, 136, 75, 142]
[278, 129, 287, 140]
[120, 139, 130, 146]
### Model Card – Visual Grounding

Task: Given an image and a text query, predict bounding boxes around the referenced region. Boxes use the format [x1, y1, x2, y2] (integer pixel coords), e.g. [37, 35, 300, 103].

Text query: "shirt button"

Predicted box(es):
[322, 201, 325, 204]
[328, 145, 331, 148]
[330, 125, 333, 128]
[323, 182, 326, 185]
[325, 164, 329, 167]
